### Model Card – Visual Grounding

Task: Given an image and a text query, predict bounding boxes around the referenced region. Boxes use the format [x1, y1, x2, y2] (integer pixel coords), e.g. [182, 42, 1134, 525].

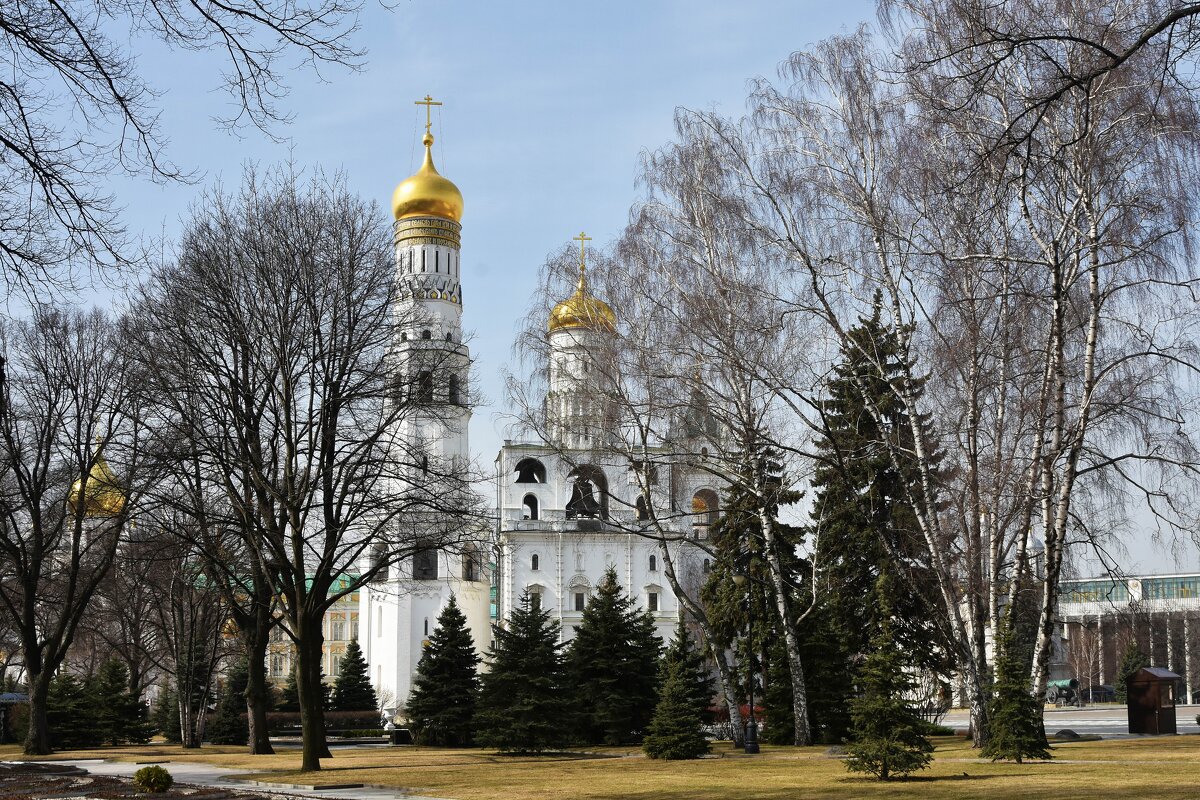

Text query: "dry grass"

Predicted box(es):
[5, 735, 1200, 799]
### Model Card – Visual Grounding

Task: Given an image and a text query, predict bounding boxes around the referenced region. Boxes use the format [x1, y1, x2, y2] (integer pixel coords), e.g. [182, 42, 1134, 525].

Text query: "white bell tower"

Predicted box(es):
[360, 96, 490, 719]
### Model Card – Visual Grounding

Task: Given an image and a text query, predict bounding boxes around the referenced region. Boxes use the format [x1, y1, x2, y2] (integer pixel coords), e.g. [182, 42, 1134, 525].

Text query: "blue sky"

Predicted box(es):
[87, 0, 1191, 574]
[102, 0, 874, 464]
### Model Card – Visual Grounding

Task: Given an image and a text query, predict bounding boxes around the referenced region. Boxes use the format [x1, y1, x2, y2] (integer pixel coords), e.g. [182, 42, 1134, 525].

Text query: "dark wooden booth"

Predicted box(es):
[1126, 667, 1180, 735]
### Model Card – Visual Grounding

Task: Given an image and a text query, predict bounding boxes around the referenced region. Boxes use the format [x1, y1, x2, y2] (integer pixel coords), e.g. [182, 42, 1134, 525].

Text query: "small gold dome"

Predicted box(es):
[391, 134, 464, 222]
[68, 450, 126, 518]
[548, 273, 616, 333]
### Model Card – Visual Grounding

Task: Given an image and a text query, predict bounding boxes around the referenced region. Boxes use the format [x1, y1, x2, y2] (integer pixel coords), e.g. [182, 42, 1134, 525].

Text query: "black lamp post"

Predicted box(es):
[732, 571, 760, 754]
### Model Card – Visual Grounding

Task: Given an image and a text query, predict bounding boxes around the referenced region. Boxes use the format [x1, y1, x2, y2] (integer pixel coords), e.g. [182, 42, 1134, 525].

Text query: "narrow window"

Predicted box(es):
[522, 494, 539, 521]
[648, 592, 659, 612]
[574, 592, 585, 611]
[462, 547, 480, 582]
[528, 588, 541, 609]
[531, 553, 540, 571]
[445, 331, 453, 341]
[424, 618, 429, 636]
[421, 329, 432, 340]
[416, 371, 434, 403]
[449, 373, 462, 405]
[413, 546, 438, 580]
[400, 331, 408, 342]
[435, 251, 440, 273]
[649, 554, 657, 572]
[702, 558, 711, 574]
[422, 250, 426, 272]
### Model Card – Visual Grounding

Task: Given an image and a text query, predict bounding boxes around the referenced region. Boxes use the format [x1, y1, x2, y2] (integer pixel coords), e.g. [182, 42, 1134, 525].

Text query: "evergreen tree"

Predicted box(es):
[565, 567, 662, 744]
[845, 576, 934, 781]
[47, 673, 99, 748]
[475, 590, 571, 753]
[700, 445, 805, 740]
[406, 595, 481, 746]
[152, 685, 182, 743]
[809, 297, 947, 738]
[277, 662, 330, 713]
[332, 639, 378, 713]
[89, 659, 152, 745]
[644, 620, 711, 760]
[983, 613, 1051, 763]
[1115, 640, 1149, 704]
[208, 657, 250, 746]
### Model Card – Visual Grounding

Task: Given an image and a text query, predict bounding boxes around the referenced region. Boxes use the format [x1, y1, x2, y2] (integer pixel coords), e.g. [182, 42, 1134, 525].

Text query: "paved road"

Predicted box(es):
[43, 758, 449, 800]
[943, 704, 1200, 737]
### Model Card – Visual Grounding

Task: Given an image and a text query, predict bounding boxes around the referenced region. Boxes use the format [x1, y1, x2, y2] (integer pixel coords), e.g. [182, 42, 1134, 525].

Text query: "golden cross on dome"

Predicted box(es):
[573, 231, 592, 269]
[415, 95, 443, 136]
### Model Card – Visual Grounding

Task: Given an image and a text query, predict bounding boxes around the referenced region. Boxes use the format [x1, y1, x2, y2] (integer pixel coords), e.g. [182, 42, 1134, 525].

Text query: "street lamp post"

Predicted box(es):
[732, 572, 760, 754]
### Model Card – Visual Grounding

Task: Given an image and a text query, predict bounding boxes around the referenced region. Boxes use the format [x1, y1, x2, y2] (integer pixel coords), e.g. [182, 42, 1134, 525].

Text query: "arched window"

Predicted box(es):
[412, 545, 437, 580]
[400, 331, 408, 342]
[635, 495, 650, 521]
[421, 329, 432, 340]
[527, 586, 542, 609]
[445, 331, 453, 341]
[514, 458, 547, 484]
[449, 373, 462, 406]
[649, 554, 657, 572]
[702, 558, 711, 574]
[691, 489, 719, 537]
[415, 371, 434, 403]
[566, 465, 609, 519]
[461, 545, 481, 582]
[522, 494, 539, 521]
[531, 553, 540, 571]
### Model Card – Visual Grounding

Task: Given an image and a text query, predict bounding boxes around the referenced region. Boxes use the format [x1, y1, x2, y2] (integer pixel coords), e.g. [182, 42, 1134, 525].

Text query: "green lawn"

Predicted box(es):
[5, 735, 1200, 799]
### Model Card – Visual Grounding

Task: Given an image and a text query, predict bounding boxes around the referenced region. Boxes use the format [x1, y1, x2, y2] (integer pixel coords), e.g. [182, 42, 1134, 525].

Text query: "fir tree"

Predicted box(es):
[983, 613, 1051, 763]
[845, 575, 934, 781]
[406, 595, 481, 746]
[643, 620, 711, 760]
[152, 685, 182, 743]
[565, 567, 662, 744]
[277, 662, 330, 713]
[47, 673, 99, 749]
[89, 659, 152, 745]
[1115, 640, 1149, 704]
[332, 639, 378, 713]
[810, 296, 947, 739]
[475, 590, 571, 753]
[208, 657, 250, 746]
[700, 445, 805, 741]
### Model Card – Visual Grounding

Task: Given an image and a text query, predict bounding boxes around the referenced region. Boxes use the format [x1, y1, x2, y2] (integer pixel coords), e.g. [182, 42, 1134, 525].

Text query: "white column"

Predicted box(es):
[1149, 615, 1157, 667]
[1097, 613, 1105, 686]
[1186, 615, 1194, 705]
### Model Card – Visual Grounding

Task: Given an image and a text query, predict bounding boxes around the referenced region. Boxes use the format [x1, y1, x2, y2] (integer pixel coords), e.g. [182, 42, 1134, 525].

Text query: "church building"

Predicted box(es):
[361, 99, 719, 720]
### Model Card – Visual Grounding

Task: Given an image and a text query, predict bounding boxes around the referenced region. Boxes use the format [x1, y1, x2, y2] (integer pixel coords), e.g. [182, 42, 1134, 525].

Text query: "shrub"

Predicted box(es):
[132, 765, 173, 793]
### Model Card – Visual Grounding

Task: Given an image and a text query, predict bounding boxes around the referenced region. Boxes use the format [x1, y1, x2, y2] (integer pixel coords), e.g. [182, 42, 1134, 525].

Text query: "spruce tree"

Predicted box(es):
[89, 659, 152, 745]
[152, 685, 182, 743]
[565, 567, 662, 744]
[983, 613, 1051, 763]
[475, 590, 571, 753]
[1115, 640, 1149, 704]
[277, 667, 300, 712]
[700, 445, 805, 740]
[208, 657, 250, 746]
[810, 296, 947, 739]
[406, 595, 481, 746]
[845, 575, 933, 781]
[332, 639, 378, 713]
[47, 673, 99, 748]
[644, 620, 711, 759]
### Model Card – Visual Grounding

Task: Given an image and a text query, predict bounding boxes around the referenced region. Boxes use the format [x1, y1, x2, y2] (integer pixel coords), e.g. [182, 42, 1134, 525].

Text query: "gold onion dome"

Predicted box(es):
[548, 270, 617, 333]
[68, 448, 126, 518]
[391, 133, 464, 222]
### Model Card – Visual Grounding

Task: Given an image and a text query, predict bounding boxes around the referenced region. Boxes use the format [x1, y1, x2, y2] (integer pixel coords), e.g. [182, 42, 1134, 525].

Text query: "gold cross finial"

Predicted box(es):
[572, 231, 592, 288]
[415, 94, 443, 136]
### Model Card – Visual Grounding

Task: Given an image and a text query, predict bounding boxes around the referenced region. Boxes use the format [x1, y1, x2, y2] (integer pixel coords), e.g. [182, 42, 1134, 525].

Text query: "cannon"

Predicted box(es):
[1047, 678, 1082, 706]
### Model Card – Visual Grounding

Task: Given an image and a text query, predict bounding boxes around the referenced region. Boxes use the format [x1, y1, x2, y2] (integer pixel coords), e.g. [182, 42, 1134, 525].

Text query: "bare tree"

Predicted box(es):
[0, 306, 141, 754]
[133, 166, 482, 771]
[0, 0, 369, 297]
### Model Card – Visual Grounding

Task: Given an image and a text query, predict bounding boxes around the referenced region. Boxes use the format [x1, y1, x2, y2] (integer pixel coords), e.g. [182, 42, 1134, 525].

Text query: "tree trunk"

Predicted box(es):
[245, 630, 275, 755]
[758, 505, 812, 746]
[296, 618, 330, 771]
[23, 672, 52, 756]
